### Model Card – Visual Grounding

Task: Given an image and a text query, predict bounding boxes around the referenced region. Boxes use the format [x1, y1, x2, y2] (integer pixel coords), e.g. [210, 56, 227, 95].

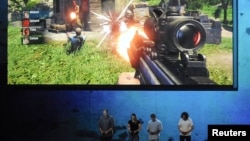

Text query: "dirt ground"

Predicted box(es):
[206, 51, 233, 71]
[211, 26, 233, 71]
[221, 26, 233, 38]
[205, 27, 233, 84]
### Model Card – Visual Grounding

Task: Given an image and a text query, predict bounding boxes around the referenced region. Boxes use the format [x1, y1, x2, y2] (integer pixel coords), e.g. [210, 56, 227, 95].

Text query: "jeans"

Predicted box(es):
[180, 135, 191, 141]
[129, 133, 139, 141]
[100, 135, 112, 141]
[149, 139, 159, 141]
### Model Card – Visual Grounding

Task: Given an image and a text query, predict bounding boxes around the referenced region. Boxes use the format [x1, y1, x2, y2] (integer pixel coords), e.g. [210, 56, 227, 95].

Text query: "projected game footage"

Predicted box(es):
[7, 0, 234, 87]
[21, 10, 46, 45]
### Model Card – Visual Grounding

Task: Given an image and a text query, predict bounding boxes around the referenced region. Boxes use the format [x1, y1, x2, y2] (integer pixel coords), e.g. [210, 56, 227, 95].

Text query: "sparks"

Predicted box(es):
[90, 0, 150, 62]
[91, 0, 134, 48]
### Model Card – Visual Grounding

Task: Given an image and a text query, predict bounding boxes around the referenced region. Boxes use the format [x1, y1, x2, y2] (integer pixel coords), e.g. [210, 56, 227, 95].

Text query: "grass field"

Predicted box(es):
[8, 25, 233, 85]
[199, 38, 233, 85]
[8, 26, 134, 85]
[7, 0, 234, 85]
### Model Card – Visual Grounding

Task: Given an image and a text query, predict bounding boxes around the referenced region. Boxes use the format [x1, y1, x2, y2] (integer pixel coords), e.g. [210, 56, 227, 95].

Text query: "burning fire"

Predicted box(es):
[70, 12, 76, 20]
[116, 23, 148, 62]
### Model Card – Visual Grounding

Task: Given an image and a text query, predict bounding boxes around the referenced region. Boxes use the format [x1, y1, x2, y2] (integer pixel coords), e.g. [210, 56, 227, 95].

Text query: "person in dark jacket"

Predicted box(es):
[98, 109, 115, 141]
[127, 113, 142, 141]
[66, 27, 86, 54]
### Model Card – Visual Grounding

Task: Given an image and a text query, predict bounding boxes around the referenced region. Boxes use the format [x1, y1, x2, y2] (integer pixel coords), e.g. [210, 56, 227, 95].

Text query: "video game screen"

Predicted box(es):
[7, 0, 236, 89]
[3, 1, 250, 141]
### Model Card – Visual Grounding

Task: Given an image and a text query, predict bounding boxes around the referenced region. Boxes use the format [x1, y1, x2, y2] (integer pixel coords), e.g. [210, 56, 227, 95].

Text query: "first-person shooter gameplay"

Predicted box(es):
[7, 0, 233, 86]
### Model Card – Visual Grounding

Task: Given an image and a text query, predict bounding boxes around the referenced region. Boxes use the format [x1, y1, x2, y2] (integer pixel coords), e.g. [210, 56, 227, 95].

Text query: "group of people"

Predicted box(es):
[98, 109, 194, 141]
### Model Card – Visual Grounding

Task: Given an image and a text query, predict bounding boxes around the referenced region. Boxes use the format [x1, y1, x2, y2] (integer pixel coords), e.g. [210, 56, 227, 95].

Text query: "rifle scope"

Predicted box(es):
[165, 18, 206, 52]
[144, 15, 206, 54]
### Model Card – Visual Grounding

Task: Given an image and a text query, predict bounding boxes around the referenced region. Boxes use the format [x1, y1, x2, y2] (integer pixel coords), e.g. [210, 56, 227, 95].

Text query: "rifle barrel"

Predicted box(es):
[139, 57, 161, 85]
[143, 55, 176, 85]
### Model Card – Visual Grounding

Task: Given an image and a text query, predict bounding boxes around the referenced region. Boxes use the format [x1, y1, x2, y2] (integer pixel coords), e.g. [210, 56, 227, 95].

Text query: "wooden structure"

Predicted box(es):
[52, 0, 130, 25]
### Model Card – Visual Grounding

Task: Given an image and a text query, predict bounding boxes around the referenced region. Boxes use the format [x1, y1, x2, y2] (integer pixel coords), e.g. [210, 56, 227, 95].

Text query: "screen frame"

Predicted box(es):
[3, 0, 238, 91]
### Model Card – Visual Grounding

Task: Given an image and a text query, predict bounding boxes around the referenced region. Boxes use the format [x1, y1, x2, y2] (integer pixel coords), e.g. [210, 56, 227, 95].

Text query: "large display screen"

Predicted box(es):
[5, 0, 236, 90]
[2, 1, 250, 141]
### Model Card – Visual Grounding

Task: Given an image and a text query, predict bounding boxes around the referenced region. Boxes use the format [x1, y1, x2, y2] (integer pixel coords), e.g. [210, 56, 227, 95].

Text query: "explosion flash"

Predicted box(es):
[91, 0, 134, 48]
[117, 26, 147, 61]
[91, 0, 149, 62]
[70, 12, 76, 20]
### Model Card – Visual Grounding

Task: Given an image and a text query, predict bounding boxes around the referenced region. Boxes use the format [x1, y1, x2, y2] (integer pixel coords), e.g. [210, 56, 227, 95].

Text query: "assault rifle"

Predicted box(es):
[127, 3, 217, 85]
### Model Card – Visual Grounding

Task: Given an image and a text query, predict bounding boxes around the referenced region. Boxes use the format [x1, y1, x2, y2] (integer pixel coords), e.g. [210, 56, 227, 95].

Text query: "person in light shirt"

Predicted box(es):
[178, 112, 194, 141]
[147, 113, 163, 141]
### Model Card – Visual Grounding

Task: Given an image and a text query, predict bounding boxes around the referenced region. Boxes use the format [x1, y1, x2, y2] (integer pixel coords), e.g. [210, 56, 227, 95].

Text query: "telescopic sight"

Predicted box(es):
[176, 24, 202, 49]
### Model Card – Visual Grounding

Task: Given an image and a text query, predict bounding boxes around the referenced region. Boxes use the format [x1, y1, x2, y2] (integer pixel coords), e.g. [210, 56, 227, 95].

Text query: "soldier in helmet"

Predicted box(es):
[66, 27, 87, 54]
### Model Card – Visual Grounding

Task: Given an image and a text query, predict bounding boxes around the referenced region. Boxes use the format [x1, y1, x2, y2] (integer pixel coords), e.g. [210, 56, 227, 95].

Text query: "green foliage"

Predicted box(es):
[185, 0, 203, 10]
[8, 26, 134, 84]
[214, 8, 221, 19]
[204, 0, 221, 5]
[8, 0, 25, 11]
[199, 38, 233, 85]
[200, 38, 232, 54]
[24, 0, 42, 10]
[201, 4, 233, 26]
[144, 0, 232, 26]
[144, 0, 161, 6]
[23, 0, 29, 5]
[8, 0, 43, 11]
